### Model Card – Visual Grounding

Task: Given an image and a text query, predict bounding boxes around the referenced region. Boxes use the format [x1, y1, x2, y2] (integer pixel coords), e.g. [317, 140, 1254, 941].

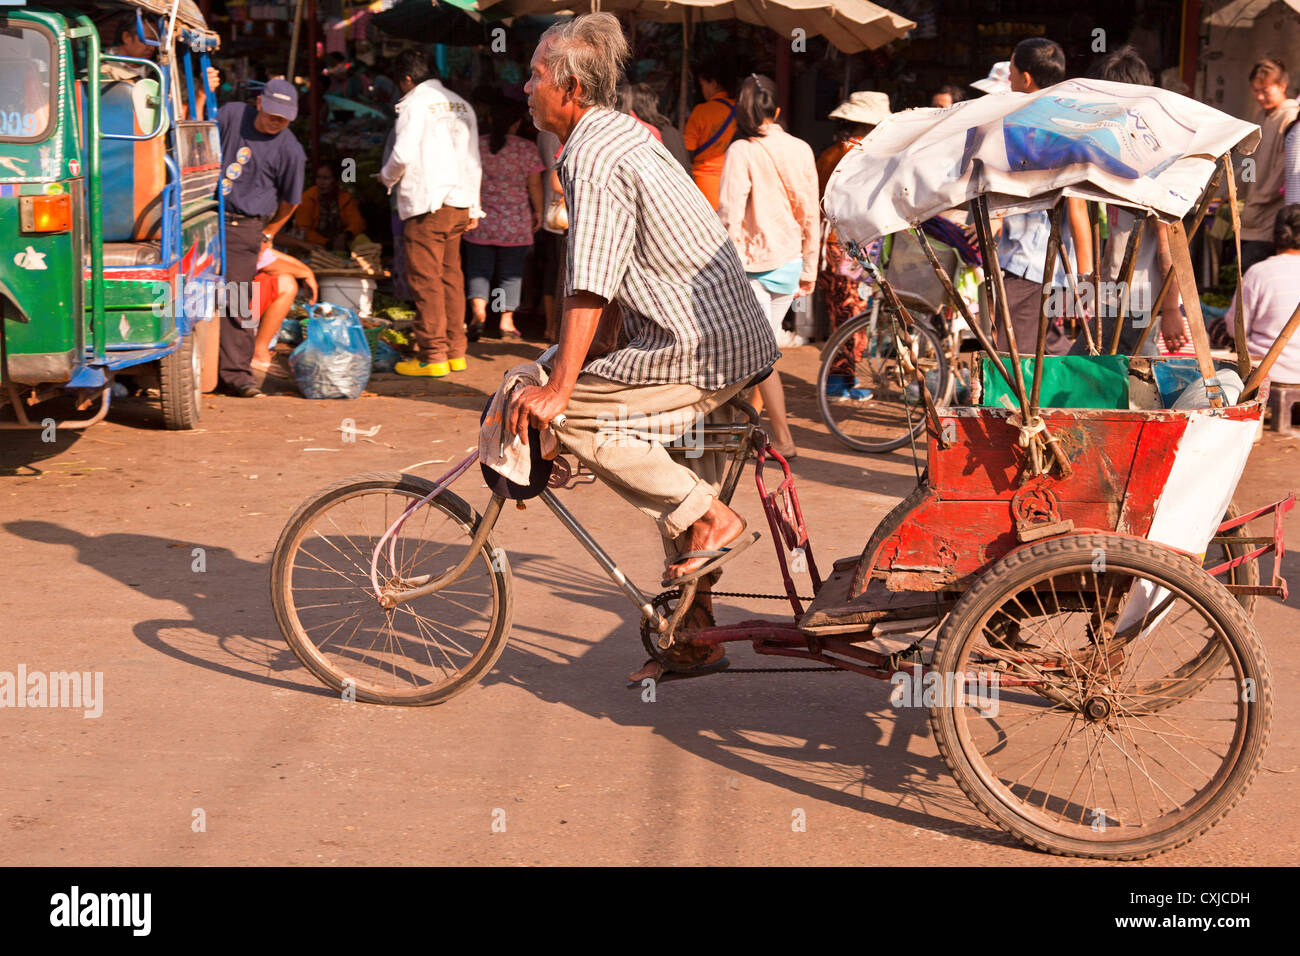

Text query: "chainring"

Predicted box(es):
[639, 589, 719, 674]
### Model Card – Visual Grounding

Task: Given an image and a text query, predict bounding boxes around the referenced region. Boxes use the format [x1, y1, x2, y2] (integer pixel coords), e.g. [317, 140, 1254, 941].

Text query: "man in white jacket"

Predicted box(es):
[380, 51, 484, 377]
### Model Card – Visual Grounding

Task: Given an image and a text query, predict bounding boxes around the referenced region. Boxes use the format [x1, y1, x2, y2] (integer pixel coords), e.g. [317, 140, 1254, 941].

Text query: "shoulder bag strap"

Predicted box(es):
[690, 101, 736, 158]
[752, 134, 798, 222]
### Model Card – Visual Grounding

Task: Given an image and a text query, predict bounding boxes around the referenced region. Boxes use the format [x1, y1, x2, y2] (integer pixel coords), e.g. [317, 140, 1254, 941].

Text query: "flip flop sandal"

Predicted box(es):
[661, 527, 761, 589]
[626, 645, 729, 686]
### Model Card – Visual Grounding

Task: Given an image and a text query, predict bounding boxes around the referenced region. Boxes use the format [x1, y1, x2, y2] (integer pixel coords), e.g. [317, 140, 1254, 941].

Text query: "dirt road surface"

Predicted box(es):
[3, 341, 1298, 866]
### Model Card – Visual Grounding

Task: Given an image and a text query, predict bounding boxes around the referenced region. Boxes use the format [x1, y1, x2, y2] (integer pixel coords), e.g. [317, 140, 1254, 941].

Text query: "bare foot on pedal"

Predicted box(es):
[663, 499, 745, 583]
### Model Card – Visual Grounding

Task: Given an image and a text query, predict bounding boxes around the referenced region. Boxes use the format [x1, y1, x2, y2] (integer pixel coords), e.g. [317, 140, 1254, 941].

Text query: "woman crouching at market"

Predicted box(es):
[283, 161, 368, 254]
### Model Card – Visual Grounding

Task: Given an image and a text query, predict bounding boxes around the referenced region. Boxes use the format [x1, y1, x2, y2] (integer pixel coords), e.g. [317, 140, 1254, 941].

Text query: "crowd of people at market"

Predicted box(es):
[206, 14, 1300, 451]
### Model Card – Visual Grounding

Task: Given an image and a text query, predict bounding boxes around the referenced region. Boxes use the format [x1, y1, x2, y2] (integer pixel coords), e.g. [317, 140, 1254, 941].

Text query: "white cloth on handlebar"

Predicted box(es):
[479, 362, 561, 486]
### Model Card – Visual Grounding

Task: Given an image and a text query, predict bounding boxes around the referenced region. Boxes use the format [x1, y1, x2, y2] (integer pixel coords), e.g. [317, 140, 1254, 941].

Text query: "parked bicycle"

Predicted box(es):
[817, 225, 982, 454]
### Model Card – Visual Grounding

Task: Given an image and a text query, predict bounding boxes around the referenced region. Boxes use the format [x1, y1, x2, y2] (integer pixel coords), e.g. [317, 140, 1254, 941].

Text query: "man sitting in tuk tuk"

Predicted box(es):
[100, 11, 218, 119]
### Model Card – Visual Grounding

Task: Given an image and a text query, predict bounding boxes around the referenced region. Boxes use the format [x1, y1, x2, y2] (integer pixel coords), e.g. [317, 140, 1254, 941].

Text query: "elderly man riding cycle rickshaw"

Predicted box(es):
[271, 15, 1299, 861]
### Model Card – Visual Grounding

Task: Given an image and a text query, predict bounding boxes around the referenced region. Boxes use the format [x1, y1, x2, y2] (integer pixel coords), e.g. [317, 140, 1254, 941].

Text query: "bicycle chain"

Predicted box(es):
[706, 590, 817, 602]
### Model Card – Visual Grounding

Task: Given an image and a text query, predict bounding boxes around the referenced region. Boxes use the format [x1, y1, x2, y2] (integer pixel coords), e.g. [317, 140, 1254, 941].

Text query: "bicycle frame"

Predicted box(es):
[373, 394, 823, 648]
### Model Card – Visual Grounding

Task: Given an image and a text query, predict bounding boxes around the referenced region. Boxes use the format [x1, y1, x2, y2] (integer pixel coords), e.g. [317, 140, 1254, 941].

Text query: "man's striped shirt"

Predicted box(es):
[558, 108, 779, 390]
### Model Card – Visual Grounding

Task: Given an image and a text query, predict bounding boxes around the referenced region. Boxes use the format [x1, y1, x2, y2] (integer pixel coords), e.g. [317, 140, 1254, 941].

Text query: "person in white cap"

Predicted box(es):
[816, 91, 890, 401]
[970, 61, 1011, 96]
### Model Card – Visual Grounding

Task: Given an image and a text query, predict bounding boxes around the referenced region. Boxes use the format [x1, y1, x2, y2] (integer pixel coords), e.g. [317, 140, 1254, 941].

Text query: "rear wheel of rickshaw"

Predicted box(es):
[929, 533, 1271, 860]
[1126, 503, 1263, 713]
[270, 473, 513, 705]
[159, 328, 203, 429]
[816, 309, 950, 454]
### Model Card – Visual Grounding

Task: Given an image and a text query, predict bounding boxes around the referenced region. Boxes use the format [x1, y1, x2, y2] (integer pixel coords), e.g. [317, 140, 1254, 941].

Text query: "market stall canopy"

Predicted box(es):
[1204, 0, 1300, 28]
[476, 0, 915, 53]
[372, 0, 511, 46]
[824, 80, 1262, 246]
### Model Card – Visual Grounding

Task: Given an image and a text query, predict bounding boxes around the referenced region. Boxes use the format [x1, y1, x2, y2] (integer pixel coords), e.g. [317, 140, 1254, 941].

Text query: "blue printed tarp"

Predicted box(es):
[824, 79, 1261, 246]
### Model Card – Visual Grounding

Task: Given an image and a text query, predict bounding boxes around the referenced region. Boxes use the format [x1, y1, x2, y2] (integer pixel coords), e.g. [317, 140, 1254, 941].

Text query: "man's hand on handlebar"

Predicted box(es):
[506, 382, 570, 444]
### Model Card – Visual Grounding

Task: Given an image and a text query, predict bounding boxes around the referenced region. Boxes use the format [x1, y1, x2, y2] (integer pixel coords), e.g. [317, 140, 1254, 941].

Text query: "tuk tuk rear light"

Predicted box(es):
[20, 195, 72, 234]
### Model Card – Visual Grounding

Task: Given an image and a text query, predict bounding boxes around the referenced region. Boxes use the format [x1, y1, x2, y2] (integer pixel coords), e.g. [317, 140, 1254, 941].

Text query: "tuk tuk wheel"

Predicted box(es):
[159, 330, 202, 430]
[929, 533, 1271, 860]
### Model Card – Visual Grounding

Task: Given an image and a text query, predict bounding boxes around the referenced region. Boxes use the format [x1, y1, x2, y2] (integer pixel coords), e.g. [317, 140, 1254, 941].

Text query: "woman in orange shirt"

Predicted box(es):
[288, 163, 368, 253]
[684, 60, 737, 210]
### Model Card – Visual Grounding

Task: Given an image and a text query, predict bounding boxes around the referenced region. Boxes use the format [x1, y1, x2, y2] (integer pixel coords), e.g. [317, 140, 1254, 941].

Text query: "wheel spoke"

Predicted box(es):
[936, 536, 1268, 857]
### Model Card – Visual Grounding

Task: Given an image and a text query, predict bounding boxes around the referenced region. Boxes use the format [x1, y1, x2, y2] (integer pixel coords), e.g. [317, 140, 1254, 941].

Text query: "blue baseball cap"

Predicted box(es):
[260, 78, 299, 121]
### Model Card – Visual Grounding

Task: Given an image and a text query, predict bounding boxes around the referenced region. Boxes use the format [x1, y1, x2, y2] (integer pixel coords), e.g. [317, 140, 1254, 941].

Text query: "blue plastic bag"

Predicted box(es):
[289, 303, 372, 399]
[371, 339, 401, 373]
[277, 317, 303, 346]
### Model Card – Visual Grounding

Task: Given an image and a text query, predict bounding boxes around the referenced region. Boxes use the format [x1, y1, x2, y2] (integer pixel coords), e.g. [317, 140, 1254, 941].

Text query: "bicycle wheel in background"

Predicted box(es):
[816, 310, 950, 453]
[270, 472, 513, 706]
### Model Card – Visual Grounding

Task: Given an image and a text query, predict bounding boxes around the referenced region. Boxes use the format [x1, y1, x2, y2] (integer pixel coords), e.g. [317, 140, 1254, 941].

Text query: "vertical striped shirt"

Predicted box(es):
[558, 108, 779, 390]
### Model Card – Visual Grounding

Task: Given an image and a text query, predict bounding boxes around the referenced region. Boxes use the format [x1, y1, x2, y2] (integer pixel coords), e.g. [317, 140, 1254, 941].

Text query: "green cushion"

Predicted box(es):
[981, 354, 1130, 410]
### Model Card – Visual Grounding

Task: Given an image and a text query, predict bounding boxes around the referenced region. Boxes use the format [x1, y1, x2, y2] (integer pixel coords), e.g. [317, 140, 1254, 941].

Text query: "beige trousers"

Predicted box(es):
[553, 374, 748, 545]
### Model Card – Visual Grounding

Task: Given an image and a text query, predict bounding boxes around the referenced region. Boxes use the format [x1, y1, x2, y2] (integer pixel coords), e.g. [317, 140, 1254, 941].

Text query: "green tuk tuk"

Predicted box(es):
[1, 0, 224, 431]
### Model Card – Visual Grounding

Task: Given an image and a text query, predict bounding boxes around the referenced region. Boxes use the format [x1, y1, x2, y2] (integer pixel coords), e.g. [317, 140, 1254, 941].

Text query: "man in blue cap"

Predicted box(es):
[216, 78, 307, 397]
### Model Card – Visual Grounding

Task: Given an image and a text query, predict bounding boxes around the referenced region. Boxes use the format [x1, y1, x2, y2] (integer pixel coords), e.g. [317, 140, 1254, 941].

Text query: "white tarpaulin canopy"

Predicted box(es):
[824, 79, 1262, 247]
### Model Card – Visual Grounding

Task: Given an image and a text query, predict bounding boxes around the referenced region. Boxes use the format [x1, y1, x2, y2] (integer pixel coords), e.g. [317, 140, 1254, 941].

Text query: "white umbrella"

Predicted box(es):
[1204, 0, 1300, 28]
[824, 80, 1262, 247]
[479, 0, 914, 54]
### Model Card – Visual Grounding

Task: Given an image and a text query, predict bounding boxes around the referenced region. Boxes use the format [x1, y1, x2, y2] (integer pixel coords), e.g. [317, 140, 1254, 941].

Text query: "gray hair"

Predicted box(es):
[538, 13, 629, 111]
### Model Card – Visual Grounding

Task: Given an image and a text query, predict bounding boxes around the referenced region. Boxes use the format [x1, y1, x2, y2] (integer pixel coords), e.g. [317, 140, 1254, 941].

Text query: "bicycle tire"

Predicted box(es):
[929, 533, 1271, 860]
[270, 472, 513, 706]
[816, 310, 950, 454]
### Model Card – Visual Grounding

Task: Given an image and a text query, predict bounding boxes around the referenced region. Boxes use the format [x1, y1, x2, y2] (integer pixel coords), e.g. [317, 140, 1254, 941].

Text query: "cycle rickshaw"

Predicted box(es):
[271, 80, 1297, 860]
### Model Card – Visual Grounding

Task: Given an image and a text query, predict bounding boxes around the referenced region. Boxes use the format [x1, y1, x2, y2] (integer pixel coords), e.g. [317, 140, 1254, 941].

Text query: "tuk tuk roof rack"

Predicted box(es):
[45, 0, 220, 49]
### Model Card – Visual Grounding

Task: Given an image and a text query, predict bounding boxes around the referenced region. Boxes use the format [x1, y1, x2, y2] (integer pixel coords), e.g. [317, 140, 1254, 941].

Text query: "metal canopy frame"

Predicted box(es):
[843, 150, 1300, 476]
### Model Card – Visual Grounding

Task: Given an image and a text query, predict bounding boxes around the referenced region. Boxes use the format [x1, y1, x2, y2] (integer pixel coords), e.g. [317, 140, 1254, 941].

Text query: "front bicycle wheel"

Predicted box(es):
[816, 310, 949, 453]
[270, 472, 513, 705]
[929, 533, 1271, 860]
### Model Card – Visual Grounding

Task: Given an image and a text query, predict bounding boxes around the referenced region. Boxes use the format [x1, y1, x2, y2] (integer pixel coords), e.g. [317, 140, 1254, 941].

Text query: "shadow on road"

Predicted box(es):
[3, 515, 1004, 848]
[495, 548, 1000, 846]
[5, 519, 334, 700]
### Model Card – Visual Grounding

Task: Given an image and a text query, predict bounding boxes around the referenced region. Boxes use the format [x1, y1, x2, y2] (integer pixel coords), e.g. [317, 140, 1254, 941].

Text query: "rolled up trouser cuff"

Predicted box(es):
[658, 476, 716, 540]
